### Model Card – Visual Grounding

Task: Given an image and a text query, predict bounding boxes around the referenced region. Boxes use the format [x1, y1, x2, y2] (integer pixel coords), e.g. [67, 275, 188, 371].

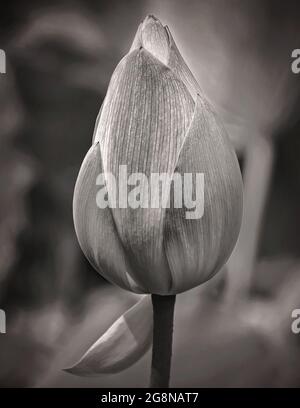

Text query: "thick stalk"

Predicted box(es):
[150, 294, 176, 388]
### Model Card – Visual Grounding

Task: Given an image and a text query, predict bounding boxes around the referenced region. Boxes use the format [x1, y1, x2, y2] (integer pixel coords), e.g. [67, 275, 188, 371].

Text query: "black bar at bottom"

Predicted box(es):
[0, 388, 299, 406]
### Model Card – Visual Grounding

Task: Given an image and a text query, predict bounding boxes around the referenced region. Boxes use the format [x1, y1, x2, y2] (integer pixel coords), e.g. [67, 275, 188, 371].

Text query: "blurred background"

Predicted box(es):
[1, 0, 300, 387]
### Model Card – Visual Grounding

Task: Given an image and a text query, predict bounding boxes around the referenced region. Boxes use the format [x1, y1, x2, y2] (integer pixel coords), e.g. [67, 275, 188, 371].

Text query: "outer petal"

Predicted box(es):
[163, 95, 243, 294]
[65, 296, 152, 376]
[93, 52, 129, 144]
[96, 48, 195, 294]
[166, 26, 202, 101]
[73, 142, 144, 293]
[91, 103, 103, 144]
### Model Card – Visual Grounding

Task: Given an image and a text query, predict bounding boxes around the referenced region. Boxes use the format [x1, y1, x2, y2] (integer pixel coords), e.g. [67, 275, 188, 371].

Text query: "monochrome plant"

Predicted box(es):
[68, 15, 243, 388]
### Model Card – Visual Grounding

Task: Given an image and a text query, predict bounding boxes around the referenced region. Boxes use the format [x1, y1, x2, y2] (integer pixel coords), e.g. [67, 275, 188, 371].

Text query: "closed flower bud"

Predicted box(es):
[73, 15, 243, 296]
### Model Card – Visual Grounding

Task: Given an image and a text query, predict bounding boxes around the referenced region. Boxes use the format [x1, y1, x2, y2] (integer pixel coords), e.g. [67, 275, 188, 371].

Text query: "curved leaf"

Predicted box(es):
[64, 296, 152, 376]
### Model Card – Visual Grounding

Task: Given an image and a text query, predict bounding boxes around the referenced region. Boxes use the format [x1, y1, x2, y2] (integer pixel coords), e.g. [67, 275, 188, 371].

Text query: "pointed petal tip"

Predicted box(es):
[62, 366, 81, 376]
[140, 15, 169, 65]
[144, 14, 160, 23]
[62, 367, 73, 374]
[142, 14, 164, 31]
[62, 364, 98, 378]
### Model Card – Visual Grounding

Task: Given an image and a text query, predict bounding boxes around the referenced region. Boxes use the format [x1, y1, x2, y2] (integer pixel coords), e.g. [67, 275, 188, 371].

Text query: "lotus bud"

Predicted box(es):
[70, 15, 243, 384]
[73, 16, 243, 296]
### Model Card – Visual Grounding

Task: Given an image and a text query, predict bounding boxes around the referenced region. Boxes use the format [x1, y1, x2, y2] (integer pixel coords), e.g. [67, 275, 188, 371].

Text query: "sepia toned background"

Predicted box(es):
[1, 0, 300, 387]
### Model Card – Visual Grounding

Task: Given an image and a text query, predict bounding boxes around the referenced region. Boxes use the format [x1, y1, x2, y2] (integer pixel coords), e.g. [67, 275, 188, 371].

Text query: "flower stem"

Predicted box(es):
[150, 294, 176, 388]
